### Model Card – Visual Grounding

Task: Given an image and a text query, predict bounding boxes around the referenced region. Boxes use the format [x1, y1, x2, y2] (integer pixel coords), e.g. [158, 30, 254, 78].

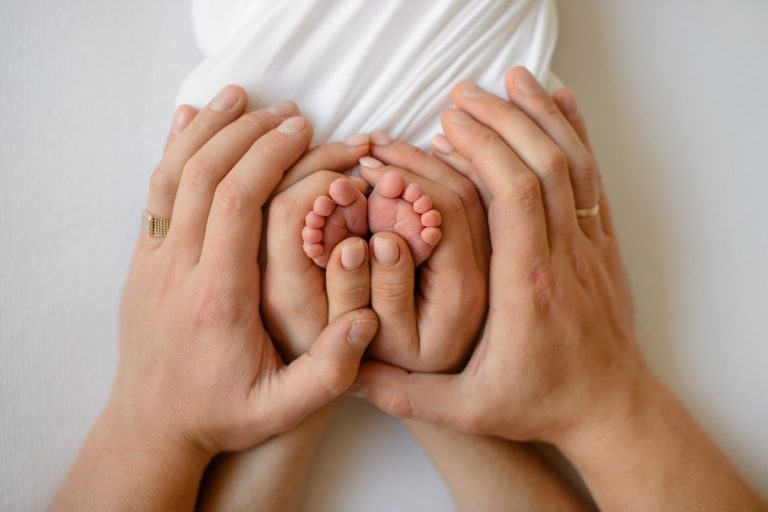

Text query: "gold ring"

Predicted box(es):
[576, 204, 600, 219]
[142, 209, 171, 238]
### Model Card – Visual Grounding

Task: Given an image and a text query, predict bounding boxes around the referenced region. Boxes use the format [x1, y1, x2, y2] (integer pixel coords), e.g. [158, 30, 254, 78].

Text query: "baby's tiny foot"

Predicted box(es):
[303, 177, 368, 268]
[367, 171, 442, 265]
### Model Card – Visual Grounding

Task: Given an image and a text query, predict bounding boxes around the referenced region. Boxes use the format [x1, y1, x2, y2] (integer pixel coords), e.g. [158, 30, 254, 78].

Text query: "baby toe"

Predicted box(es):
[421, 209, 442, 227]
[413, 194, 433, 214]
[302, 226, 323, 244]
[421, 227, 442, 247]
[375, 170, 406, 198]
[402, 182, 422, 203]
[303, 243, 323, 258]
[305, 211, 325, 228]
[314, 195, 336, 216]
[329, 178, 361, 206]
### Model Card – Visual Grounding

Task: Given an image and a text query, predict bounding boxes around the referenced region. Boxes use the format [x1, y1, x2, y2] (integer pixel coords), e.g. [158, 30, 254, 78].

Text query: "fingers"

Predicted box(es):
[504, 68, 600, 216]
[262, 170, 352, 357]
[146, 85, 248, 230]
[440, 108, 551, 279]
[169, 103, 300, 253]
[353, 361, 471, 430]
[201, 115, 313, 271]
[163, 105, 197, 154]
[553, 88, 616, 237]
[368, 233, 420, 366]
[325, 237, 371, 322]
[451, 81, 578, 241]
[274, 134, 371, 195]
[432, 134, 492, 210]
[256, 309, 379, 435]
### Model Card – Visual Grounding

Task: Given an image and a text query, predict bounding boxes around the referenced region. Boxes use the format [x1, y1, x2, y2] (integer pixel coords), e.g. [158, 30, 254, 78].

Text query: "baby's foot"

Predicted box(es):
[367, 171, 442, 265]
[303, 177, 368, 268]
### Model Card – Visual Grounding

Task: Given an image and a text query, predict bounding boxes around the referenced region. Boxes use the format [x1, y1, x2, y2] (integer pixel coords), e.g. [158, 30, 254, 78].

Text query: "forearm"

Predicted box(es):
[560, 373, 765, 511]
[405, 420, 589, 512]
[52, 406, 209, 511]
[197, 402, 338, 512]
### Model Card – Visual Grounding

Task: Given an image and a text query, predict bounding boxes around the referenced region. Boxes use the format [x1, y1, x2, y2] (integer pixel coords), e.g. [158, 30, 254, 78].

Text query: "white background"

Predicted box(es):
[1, 1, 766, 510]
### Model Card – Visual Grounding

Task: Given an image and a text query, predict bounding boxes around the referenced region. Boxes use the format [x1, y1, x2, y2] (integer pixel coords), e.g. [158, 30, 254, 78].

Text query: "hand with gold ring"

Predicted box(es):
[355, 68, 765, 510]
[52, 86, 379, 511]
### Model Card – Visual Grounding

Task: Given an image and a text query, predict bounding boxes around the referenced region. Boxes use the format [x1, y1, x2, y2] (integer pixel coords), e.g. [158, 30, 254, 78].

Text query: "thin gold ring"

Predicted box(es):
[576, 204, 600, 219]
[142, 209, 171, 238]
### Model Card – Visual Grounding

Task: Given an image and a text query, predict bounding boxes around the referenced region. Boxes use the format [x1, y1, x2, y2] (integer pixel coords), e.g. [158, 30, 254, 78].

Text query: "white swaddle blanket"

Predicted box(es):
[177, 0, 560, 148]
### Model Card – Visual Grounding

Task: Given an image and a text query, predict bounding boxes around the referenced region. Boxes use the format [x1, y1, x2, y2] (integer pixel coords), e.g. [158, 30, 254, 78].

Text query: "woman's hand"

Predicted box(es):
[53, 87, 379, 511]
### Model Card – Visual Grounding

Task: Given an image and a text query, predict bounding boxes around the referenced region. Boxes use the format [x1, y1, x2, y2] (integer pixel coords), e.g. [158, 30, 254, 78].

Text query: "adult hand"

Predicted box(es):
[357, 139, 489, 372]
[356, 68, 766, 511]
[356, 67, 644, 443]
[54, 87, 379, 511]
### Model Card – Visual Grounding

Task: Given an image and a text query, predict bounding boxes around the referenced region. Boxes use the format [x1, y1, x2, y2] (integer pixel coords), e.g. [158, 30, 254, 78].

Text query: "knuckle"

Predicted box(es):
[333, 282, 370, 305]
[527, 265, 555, 310]
[149, 164, 177, 196]
[372, 279, 410, 301]
[539, 149, 568, 177]
[214, 179, 249, 214]
[505, 173, 542, 209]
[183, 152, 218, 187]
[478, 129, 502, 149]
[572, 157, 598, 186]
[385, 390, 414, 419]
[454, 177, 480, 205]
[316, 361, 351, 396]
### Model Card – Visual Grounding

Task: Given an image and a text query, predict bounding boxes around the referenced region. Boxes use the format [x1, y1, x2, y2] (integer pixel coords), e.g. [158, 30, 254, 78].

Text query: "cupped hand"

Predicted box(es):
[114, 86, 379, 458]
[357, 140, 489, 372]
[356, 68, 648, 445]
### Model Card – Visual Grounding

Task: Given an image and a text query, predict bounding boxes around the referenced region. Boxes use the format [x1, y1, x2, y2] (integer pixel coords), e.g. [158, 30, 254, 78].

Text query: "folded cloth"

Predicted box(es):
[177, 0, 560, 148]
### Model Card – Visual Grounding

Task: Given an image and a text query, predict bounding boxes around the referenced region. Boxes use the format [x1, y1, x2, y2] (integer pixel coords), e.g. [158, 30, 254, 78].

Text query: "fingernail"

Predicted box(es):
[171, 107, 191, 134]
[373, 236, 399, 266]
[347, 319, 378, 350]
[266, 100, 296, 116]
[359, 156, 384, 168]
[514, 68, 544, 94]
[277, 116, 305, 134]
[370, 131, 391, 146]
[345, 133, 370, 147]
[446, 110, 474, 125]
[559, 90, 580, 117]
[459, 81, 488, 98]
[341, 239, 366, 270]
[346, 382, 369, 399]
[210, 85, 241, 111]
[432, 134, 454, 154]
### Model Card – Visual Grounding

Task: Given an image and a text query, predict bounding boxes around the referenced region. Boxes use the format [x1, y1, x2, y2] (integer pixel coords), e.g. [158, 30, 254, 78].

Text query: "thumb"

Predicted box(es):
[255, 308, 379, 433]
[353, 361, 477, 433]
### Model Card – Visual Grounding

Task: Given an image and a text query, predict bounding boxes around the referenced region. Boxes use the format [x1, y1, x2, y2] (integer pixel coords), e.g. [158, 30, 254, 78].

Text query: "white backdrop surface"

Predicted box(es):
[1, 1, 766, 510]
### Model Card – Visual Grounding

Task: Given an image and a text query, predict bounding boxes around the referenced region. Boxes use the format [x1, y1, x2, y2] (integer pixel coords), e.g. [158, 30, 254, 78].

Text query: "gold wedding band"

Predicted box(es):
[142, 209, 171, 238]
[576, 204, 600, 219]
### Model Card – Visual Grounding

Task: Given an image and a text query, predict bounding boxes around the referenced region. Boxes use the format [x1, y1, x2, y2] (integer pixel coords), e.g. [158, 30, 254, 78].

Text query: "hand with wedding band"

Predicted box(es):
[53, 86, 379, 510]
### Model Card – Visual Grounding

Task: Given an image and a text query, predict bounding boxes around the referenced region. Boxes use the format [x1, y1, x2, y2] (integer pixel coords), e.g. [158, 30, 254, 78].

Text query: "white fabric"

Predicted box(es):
[177, 0, 560, 148]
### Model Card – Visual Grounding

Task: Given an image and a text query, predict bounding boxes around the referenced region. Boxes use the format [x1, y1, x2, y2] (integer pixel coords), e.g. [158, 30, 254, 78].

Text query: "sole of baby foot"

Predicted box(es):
[303, 177, 369, 268]
[367, 171, 442, 265]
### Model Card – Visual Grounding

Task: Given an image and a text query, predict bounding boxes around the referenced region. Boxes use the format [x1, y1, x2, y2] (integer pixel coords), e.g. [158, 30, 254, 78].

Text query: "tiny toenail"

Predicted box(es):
[341, 239, 366, 270]
[359, 156, 384, 168]
[373, 237, 399, 266]
[459, 81, 488, 98]
[345, 133, 370, 147]
[514, 69, 544, 94]
[370, 131, 391, 146]
[446, 110, 474, 125]
[432, 135, 454, 154]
